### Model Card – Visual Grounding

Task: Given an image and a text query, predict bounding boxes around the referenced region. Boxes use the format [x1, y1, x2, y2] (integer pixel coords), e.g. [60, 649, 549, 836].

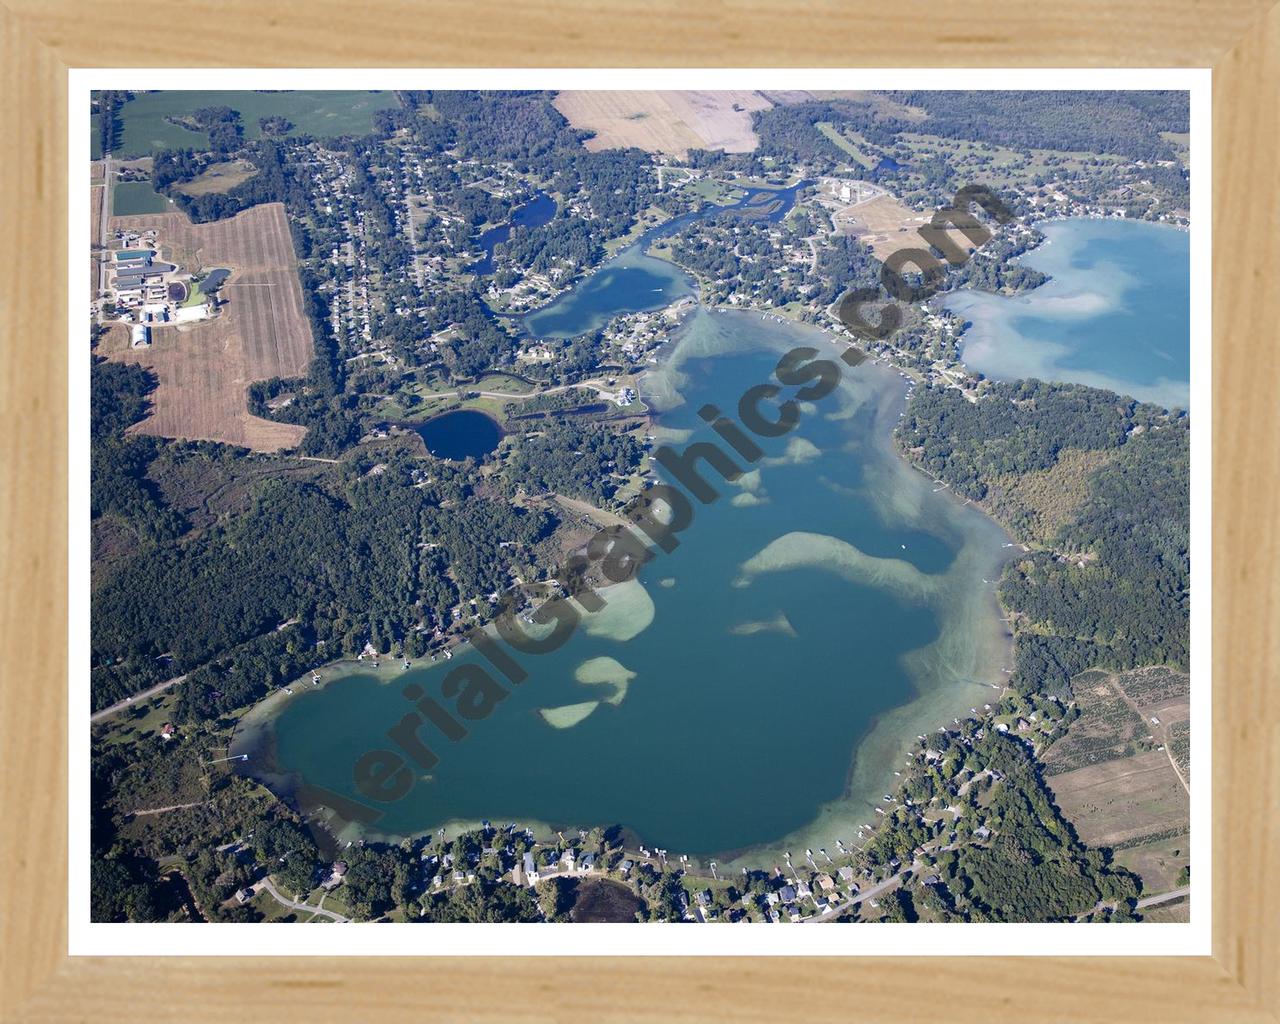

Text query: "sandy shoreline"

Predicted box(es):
[234, 311, 1016, 867]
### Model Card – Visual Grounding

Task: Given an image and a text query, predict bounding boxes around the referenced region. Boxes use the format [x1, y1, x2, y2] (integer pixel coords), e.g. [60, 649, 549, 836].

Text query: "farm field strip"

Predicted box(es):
[103, 203, 312, 452]
[554, 90, 771, 156]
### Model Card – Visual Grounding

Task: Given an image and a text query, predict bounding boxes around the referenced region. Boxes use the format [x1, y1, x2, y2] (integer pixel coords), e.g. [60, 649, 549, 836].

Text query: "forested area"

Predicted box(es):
[899, 380, 1189, 695]
[503, 420, 645, 506]
[742, 92, 1188, 175]
[94, 90, 127, 157]
[90, 437, 556, 712]
[153, 137, 311, 224]
[860, 724, 1139, 922]
[90, 358, 186, 550]
[883, 91, 1188, 162]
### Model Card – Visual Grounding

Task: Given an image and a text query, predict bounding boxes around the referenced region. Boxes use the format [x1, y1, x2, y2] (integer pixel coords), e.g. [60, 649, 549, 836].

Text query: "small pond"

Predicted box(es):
[405, 409, 504, 461]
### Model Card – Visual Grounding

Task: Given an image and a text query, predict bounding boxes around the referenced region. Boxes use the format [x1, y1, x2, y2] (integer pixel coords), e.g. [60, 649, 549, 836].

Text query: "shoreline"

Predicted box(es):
[942, 215, 1192, 411]
[233, 309, 1016, 868]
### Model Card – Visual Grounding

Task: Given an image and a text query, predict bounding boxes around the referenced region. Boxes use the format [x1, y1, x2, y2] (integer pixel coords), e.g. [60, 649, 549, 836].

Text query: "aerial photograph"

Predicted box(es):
[87, 87, 1192, 926]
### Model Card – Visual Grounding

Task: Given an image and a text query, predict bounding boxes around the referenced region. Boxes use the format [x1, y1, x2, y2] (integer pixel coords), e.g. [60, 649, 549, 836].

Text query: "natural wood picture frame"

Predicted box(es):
[1, 1, 1276, 1019]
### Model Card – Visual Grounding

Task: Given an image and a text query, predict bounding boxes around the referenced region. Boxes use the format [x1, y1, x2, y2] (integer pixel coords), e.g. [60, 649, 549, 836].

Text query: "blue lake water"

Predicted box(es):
[943, 218, 1191, 409]
[522, 180, 813, 339]
[404, 409, 504, 461]
[236, 177, 1028, 861]
[469, 193, 558, 276]
[241, 310, 1011, 861]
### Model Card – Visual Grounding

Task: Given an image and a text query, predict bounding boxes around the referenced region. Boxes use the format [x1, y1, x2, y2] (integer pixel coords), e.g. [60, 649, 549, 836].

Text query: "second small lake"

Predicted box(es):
[405, 410, 504, 461]
[469, 193, 559, 276]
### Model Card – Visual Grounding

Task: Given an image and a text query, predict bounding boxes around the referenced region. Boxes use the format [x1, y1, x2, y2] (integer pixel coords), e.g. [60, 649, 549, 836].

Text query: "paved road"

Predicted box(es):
[470, 379, 611, 401]
[1136, 885, 1190, 909]
[800, 862, 919, 923]
[90, 673, 187, 724]
[257, 878, 351, 923]
[129, 800, 205, 817]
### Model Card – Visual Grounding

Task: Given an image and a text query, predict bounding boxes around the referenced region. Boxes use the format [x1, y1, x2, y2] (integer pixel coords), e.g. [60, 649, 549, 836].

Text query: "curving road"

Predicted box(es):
[257, 878, 351, 923]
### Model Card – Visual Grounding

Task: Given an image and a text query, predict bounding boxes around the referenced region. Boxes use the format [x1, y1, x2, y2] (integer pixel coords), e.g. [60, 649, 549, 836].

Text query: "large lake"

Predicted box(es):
[943, 218, 1190, 409]
[237, 306, 1012, 863]
[232, 181, 1050, 863]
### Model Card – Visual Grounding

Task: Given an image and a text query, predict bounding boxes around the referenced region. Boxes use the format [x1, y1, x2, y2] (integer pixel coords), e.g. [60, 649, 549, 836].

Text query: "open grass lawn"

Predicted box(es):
[112, 180, 175, 216]
[1113, 832, 1190, 894]
[816, 122, 875, 168]
[683, 177, 747, 205]
[110, 91, 401, 158]
[181, 278, 206, 307]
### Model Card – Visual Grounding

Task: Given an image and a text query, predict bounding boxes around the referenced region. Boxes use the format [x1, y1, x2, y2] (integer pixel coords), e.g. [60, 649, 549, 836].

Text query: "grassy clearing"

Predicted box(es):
[173, 159, 260, 197]
[604, 205, 672, 255]
[683, 177, 747, 205]
[112, 180, 174, 216]
[888, 131, 1127, 196]
[1113, 832, 1190, 894]
[986, 448, 1117, 546]
[1160, 131, 1190, 168]
[1046, 749, 1189, 850]
[111, 91, 401, 158]
[816, 122, 874, 168]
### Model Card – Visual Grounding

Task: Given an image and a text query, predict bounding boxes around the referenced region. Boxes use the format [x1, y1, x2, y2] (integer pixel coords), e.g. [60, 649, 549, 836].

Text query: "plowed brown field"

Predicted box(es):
[103, 203, 312, 452]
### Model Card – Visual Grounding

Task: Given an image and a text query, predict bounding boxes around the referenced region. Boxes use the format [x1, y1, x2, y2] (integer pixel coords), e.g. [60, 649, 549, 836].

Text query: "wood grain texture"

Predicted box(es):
[2, 0, 1278, 67]
[1211, 3, 1280, 1012]
[1, 0, 1277, 1020]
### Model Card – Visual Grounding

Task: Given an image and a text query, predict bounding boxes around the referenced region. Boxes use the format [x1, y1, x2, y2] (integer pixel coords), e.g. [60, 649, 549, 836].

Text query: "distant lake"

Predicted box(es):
[522, 247, 695, 338]
[469, 193, 558, 276]
[405, 410, 503, 461]
[943, 218, 1190, 409]
[522, 180, 813, 339]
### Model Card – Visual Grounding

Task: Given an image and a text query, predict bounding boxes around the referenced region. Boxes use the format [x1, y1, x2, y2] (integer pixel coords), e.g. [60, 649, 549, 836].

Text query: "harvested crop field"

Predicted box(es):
[1046, 750, 1189, 850]
[102, 203, 312, 452]
[831, 193, 931, 261]
[554, 90, 771, 156]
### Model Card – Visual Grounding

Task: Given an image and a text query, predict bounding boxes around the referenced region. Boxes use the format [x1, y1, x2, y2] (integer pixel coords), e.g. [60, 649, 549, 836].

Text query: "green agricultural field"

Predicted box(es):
[109, 91, 402, 158]
[112, 180, 175, 216]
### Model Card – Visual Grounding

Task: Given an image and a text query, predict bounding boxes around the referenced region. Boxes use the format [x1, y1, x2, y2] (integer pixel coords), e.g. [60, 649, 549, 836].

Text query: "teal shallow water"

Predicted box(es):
[240, 310, 1012, 862]
[944, 218, 1190, 409]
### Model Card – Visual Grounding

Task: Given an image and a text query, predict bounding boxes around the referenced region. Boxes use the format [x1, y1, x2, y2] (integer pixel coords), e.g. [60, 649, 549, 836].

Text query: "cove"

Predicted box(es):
[236, 310, 1013, 863]
[522, 180, 813, 339]
[469, 192, 558, 276]
[943, 218, 1190, 409]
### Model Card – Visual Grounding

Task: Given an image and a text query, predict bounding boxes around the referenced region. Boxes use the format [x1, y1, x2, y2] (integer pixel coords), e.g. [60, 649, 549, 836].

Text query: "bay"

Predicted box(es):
[943, 218, 1191, 409]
